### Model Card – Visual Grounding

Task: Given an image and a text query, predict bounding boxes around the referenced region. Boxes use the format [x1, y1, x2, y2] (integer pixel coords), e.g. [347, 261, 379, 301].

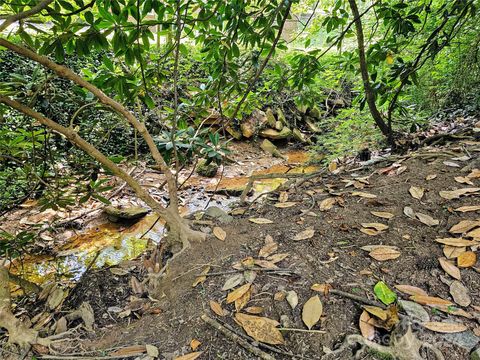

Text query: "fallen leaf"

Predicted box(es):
[248, 218, 274, 224]
[352, 191, 377, 199]
[222, 274, 244, 291]
[449, 281, 471, 307]
[363, 306, 388, 321]
[454, 205, 480, 213]
[192, 266, 210, 287]
[467, 169, 480, 179]
[302, 295, 323, 330]
[443, 161, 460, 168]
[245, 306, 263, 314]
[435, 238, 479, 247]
[394, 285, 428, 297]
[227, 284, 251, 304]
[110, 345, 146, 356]
[455, 176, 474, 185]
[361, 223, 389, 231]
[235, 313, 284, 345]
[359, 310, 375, 340]
[415, 213, 439, 226]
[146, 345, 159, 357]
[213, 227, 227, 241]
[243, 270, 257, 283]
[274, 202, 297, 208]
[190, 339, 201, 351]
[449, 220, 480, 234]
[174, 352, 203, 360]
[403, 206, 416, 219]
[278, 191, 289, 203]
[253, 259, 278, 269]
[235, 286, 252, 311]
[110, 268, 129, 276]
[360, 228, 383, 236]
[466, 227, 480, 239]
[369, 248, 401, 261]
[409, 295, 453, 306]
[438, 258, 461, 280]
[434, 304, 472, 319]
[293, 227, 315, 241]
[409, 186, 424, 200]
[361, 245, 399, 252]
[374, 281, 397, 305]
[209, 300, 225, 317]
[267, 253, 289, 264]
[130, 277, 144, 295]
[258, 239, 278, 258]
[370, 211, 395, 219]
[319, 198, 337, 211]
[426, 174, 437, 180]
[457, 251, 477, 268]
[310, 283, 333, 295]
[286, 290, 299, 310]
[443, 246, 466, 259]
[439, 188, 480, 200]
[423, 322, 467, 333]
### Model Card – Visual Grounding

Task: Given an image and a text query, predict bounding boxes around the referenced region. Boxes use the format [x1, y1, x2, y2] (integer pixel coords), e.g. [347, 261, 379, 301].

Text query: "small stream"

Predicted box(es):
[10, 148, 319, 288]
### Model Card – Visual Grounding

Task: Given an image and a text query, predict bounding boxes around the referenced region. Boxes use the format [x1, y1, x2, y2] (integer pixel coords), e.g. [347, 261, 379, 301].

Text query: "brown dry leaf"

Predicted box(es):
[209, 300, 225, 317]
[457, 251, 477, 268]
[449, 220, 480, 234]
[403, 206, 416, 219]
[213, 226, 227, 241]
[226, 284, 251, 304]
[449, 281, 471, 307]
[249, 217, 274, 224]
[439, 188, 480, 200]
[438, 258, 461, 280]
[394, 284, 428, 297]
[454, 205, 480, 213]
[174, 352, 203, 360]
[222, 274, 244, 291]
[302, 295, 323, 330]
[278, 191, 289, 203]
[455, 176, 474, 185]
[267, 253, 289, 264]
[410, 295, 453, 307]
[258, 238, 278, 258]
[319, 197, 337, 211]
[245, 306, 264, 314]
[435, 238, 479, 247]
[360, 228, 383, 236]
[293, 227, 315, 241]
[235, 286, 252, 311]
[310, 283, 333, 295]
[435, 304, 473, 319]
[361, 223, 389, 231]
[361, 245, 399, 252]
[274, 291, 286, 301]
[369, 248, 401, 261]
[130, 276, 144, 294]
[416, 213, 439, 226]
[363, 306, 388, 321]
[467, 169, 480, 179]
[443, 246, 466, 259]
[370, 211, 395, 219]
[110, 345, 146, 356]
[423, 322, 467, 333]
[274, 202, 297, 208]
[235, 313, 284, 345]
[254, 259, 278, 269]
[466, 227, 480, 239]
[192, 266, 210, 287]
[409, 186, 424, 200]
[352, 191, 377, 199]
[426, 174, 437, 180]
[443, 161, 461, 168]
[190, 339, 201, 351]
[359, 310, 375, 340]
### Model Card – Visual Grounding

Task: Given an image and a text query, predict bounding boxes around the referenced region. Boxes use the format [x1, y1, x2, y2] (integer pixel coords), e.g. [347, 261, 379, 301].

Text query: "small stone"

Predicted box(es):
[443, 331, 479, 352]
[265, 108, 276, 127]
[196, 159, 219, 178]
[105, 206, 149, 222]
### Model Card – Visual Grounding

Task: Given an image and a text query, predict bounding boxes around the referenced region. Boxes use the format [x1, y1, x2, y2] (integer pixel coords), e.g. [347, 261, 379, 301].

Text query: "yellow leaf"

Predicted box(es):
[302, 295, 323, 330]
[423, 322, 467, 333]
[361, 223, 389, 231]
[359, 310, 375, 340]
[226, 284, 251, 304]
[245, 306, 264, 314]
[319, 197, 337, 211]
[235, 286, 252, 311]
[213, 226, 226, 241]
[249, 218, 274, 224]
[394, 284, 428, 297]
[310, 283, 333, 295]
[209, 300, 225, 317]
[438, 258, 461, 280]
[258, 239, 278, 258]
[457, 251, 477, 268]
[370, 211, 395, 219]
[267, 253, 289, 264]
[235, 313, 284, 345]
[386, 54, 394, 65]
[363, 306, 388, 321]
[293, 227, 315, 241]
[439, 188, 480, 200]
[190, 339, 201, 351]
[192, 266, 210, 287]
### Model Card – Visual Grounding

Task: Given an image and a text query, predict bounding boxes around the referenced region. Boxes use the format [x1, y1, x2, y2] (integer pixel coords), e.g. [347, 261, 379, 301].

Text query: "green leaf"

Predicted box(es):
[373, 281, 397, 305]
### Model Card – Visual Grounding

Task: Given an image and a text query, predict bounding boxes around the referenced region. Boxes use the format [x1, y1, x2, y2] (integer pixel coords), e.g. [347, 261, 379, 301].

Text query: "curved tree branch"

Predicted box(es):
[0, 0, 53, 32]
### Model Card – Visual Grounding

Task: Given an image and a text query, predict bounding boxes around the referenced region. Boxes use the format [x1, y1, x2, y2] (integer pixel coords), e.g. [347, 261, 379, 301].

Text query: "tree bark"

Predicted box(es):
[347, 0, 391, 140]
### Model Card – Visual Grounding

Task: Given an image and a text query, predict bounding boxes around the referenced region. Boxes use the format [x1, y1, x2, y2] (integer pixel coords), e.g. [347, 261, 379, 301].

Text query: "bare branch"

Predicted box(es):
[0, 0, 53, 32]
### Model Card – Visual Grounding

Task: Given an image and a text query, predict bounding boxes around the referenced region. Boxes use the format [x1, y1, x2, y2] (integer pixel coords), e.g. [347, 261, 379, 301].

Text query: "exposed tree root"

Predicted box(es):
[323, 324, 444, 360]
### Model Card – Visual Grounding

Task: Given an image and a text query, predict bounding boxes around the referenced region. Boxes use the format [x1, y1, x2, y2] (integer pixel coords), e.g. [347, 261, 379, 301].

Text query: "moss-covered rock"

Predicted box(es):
[105, 206, 149, 222]
[196, 159, 219, 177]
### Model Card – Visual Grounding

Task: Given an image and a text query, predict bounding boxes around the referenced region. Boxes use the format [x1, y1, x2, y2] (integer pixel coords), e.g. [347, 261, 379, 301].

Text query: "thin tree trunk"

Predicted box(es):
[347, 0, 391, 140]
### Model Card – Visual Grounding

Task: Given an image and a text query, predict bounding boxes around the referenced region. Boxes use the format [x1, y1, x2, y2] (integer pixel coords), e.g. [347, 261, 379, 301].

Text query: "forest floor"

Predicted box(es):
[3, 120, 480, 359]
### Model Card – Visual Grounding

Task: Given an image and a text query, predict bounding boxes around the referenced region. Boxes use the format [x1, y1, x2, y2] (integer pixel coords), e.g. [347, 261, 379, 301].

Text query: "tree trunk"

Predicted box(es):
[347, 0, 391, 140]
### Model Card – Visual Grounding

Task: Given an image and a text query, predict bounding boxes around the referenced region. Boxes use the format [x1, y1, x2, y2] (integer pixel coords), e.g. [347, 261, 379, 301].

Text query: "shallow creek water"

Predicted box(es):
[10, 148, 319, 288]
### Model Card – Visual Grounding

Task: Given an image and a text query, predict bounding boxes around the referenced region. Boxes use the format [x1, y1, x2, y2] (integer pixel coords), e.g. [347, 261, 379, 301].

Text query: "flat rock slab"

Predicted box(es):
[105, 206, 149, 222]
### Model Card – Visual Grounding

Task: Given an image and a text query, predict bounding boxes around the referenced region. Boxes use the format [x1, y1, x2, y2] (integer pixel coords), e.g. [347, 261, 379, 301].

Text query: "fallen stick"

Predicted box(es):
[329, 289, 386, 309]
[200, 268, 299, 277]
[201, 314, 276, 360]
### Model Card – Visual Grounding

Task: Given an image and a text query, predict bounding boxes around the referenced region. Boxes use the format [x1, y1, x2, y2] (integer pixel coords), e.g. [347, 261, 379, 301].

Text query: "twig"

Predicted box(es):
[279, 328, 326, 334]
[201, 268, 299, 277]
[329, 289, 385, 308]
[201, 314, 276, 360]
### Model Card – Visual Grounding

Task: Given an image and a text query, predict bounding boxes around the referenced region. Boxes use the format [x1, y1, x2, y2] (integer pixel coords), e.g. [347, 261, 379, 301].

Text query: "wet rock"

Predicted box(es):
[275, 120, 284, 131]
[276, 108, 287, 125]
[259, 127, 292, 140]
[398, 300, 430, 322]
[265, 108, 276, 127]
[196, 159, 219, 178]
[105, 206, 149, 222]
[306, 117, 321, 133]
[260, 139, 285, 159]
[204, 206, 233, 224]
[443, 331, 479, 352]
[292, 128, 309, 143]
[309, 106, 322, 120]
